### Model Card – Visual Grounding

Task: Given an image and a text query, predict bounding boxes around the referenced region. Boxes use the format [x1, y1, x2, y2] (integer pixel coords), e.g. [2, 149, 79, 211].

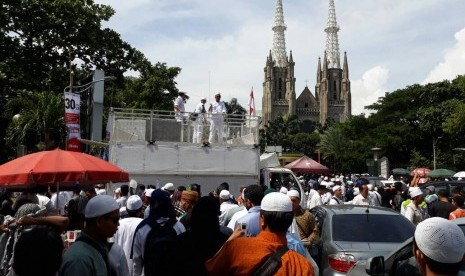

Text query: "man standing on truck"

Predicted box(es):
[193, 97, 207, 143]
[174, 91, 188, 122]
[208, 92, 226, 144]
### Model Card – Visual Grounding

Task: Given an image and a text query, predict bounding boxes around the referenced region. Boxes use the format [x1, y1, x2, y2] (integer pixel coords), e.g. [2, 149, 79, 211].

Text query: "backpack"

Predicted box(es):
[143, 218, 180, 276]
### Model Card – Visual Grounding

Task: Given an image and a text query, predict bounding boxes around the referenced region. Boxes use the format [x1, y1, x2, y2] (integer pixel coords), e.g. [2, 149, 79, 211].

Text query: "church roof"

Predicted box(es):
[296, 86, 318, 107]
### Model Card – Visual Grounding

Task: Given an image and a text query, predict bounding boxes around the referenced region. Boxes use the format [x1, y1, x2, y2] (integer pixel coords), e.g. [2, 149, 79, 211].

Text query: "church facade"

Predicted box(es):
[262, 0, 351, 128]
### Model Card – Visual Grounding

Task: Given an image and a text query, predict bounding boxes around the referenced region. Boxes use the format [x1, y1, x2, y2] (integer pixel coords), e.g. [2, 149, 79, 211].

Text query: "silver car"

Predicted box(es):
[310, 205, 415, 275]
[347, 217, 465, 275]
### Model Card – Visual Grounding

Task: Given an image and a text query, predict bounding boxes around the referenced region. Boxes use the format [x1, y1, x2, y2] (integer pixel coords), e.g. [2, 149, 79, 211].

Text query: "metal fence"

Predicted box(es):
[109, 108, 261, 145]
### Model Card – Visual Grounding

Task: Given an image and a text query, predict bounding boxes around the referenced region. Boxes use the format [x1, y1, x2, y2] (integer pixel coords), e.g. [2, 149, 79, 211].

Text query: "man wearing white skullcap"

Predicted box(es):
[413, 217, 465, 275]
[404, 187, 428, 225]
[206, 192, 314, 275]
[60, 195, 129, 276]
[114, 195, 144, 276]
[219, 190, 238, 225]
[329, 185, 343, 205]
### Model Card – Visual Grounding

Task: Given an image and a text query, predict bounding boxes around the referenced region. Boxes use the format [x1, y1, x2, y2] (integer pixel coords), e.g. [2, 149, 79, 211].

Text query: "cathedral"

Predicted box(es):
[262, 0, 351, 129]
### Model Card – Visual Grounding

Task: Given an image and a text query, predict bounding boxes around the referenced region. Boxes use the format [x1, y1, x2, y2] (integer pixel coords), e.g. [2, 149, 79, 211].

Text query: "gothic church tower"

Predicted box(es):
[315, 0, 351, 124]
[262, 0, 296, 126]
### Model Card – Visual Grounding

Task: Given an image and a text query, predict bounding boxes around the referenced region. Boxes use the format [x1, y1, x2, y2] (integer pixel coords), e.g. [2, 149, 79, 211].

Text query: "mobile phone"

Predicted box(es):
[240, 223, 247, 231]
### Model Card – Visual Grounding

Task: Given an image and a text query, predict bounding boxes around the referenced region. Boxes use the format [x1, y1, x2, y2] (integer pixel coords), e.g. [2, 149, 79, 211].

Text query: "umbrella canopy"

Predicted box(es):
[427, 169, 456, 178]
[454, 171, 465, 178]
[284, 155, 329, 174]
[0, 148, 129, 189]
[392, 168, 410, 175]
[410, 168, 431, 177]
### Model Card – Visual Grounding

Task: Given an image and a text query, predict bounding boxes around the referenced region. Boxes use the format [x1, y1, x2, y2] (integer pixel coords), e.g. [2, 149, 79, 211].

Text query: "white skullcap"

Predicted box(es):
[279, 187, 288, 194]
[415, 217, 465, 263]
[261, 192, 292, 212]
[119, 207, 128, 217]
[324, 176, 329, 181]
[366, 184, 374, 191]
[332, 185, 341, 192]
[96, 189, 106, 195]
[353, 187, 360, 196]
[115, 188, 121, 193]
[287, 190, 300, 199]
[219, 190, 230, 200]
[162, 183, 175, 191]
[85, 195, 119, 218]
[330, 178, 336, 182]
[126, 195, 143, 211]
[201, 97, 207, 101]
[129, 179, 138, 189]
[145, 188, 155, 197]
[409, 187, 423, 198]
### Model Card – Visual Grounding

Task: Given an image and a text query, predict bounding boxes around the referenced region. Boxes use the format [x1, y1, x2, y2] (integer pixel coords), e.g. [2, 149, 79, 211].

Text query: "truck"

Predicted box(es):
[108, 108, 306, 206]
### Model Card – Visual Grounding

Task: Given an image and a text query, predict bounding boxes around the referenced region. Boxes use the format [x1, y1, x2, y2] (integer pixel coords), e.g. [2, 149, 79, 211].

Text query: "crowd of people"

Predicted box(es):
[0, 173, 464, 275]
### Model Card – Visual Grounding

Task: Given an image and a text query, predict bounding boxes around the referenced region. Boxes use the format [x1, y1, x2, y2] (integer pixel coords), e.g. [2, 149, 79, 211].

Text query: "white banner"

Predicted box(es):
[64, 92, 81, 139]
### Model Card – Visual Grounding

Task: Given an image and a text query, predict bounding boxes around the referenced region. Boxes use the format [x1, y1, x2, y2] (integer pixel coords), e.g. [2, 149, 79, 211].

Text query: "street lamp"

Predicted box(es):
[371, 147, 381, 176]
[433, 137, 442, 170]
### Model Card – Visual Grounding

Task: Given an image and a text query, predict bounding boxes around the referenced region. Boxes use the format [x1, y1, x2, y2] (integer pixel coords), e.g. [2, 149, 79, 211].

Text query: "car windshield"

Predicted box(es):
[332, 214, 415, 243]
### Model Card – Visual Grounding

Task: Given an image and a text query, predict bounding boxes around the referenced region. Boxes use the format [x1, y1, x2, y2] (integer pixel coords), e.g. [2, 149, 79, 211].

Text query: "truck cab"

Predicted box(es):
[260, 167, 307, 208]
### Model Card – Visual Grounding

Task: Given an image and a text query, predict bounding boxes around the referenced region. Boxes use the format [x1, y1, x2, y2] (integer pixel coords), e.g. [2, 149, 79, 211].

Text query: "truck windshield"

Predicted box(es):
[269, 172, 300, 191]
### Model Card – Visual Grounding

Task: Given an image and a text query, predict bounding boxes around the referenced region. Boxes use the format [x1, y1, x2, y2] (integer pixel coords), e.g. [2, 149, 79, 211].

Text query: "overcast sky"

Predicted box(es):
[95, 0, 465, 116]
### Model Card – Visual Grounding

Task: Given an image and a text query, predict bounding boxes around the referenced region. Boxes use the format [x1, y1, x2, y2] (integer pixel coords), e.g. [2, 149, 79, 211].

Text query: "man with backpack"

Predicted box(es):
[131, 189, 185, 276]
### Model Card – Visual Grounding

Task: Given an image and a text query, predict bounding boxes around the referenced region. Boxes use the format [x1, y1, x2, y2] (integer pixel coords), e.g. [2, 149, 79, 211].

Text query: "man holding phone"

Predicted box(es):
[234, 185, 264, 237]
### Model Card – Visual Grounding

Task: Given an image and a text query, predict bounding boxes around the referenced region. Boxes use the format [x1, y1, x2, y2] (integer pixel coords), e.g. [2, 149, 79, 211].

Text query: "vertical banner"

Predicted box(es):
[64, 92, 81, 151]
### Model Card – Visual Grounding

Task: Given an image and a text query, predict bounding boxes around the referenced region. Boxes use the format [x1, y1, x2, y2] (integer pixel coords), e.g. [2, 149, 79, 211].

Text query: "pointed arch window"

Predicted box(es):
[333, 80, 337, 100]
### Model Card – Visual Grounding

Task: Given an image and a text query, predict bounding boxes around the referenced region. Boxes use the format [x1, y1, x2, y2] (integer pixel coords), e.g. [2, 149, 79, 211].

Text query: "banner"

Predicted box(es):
[64, 92, 81, 151]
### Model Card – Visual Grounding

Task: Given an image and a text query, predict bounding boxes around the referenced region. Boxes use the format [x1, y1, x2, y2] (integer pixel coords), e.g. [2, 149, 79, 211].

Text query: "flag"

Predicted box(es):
[248, 88, 255, 116]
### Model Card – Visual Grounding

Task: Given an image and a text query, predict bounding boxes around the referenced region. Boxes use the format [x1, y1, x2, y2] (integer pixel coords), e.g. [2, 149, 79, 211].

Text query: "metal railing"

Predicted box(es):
[109, 108, 261, 145]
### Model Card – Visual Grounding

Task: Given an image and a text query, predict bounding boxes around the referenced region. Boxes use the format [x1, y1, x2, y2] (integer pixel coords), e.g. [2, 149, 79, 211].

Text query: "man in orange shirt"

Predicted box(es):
[449, 195, 465, 220]
[205, 192, 314, 276]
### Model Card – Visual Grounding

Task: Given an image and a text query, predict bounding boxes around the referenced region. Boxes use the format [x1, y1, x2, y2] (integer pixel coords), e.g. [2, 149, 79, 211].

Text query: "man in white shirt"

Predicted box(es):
[50, 188, 66, 215]
[329, 185, 343, 205]
[367, 184, 382, 207]
[352, 184, 370, 206]
[308, 185, 325, 209]
[174, 91, 188, 122]
[116, 184, 129, 208]
[208, 93, 226, 144]
[193, 97, 207, 143]
[113, 195, 144, 276]
[218, 190, 238, 225]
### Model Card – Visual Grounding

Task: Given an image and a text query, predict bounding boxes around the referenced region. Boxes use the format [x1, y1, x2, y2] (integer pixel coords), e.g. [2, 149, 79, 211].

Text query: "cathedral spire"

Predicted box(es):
[325, 0, 341, 69]
[343, 51, 349, 78]
[272, 0, 288, 68]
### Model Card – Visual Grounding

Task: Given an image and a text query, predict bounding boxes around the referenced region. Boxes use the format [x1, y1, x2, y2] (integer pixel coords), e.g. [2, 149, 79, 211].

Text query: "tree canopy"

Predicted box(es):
[0, 0, 181, 161]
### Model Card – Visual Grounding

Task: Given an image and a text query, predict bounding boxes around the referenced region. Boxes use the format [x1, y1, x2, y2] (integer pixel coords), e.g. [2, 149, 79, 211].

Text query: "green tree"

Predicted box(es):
[291, 133, 320, 156]
[4, 91, 66, 155]
[318, 126, 350, 172]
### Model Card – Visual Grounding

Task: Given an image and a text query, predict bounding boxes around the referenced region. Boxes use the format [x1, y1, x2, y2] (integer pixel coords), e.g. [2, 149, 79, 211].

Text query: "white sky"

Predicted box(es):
[95, 0, 465, 116]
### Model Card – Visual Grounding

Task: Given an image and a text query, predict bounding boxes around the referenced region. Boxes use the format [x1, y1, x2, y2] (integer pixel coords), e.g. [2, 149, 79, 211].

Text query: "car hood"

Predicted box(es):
[333, 241, 400, 256]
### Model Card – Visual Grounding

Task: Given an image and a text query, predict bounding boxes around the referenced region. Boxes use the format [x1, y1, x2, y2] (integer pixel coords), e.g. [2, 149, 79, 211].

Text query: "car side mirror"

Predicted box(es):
[365, 256, 384, 275]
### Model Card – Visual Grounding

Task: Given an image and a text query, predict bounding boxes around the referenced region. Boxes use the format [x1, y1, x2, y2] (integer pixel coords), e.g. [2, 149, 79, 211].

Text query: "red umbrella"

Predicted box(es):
[410, 167, 431, 177]
[284, 155, 330, 174]
[0, 148, 129, 189]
